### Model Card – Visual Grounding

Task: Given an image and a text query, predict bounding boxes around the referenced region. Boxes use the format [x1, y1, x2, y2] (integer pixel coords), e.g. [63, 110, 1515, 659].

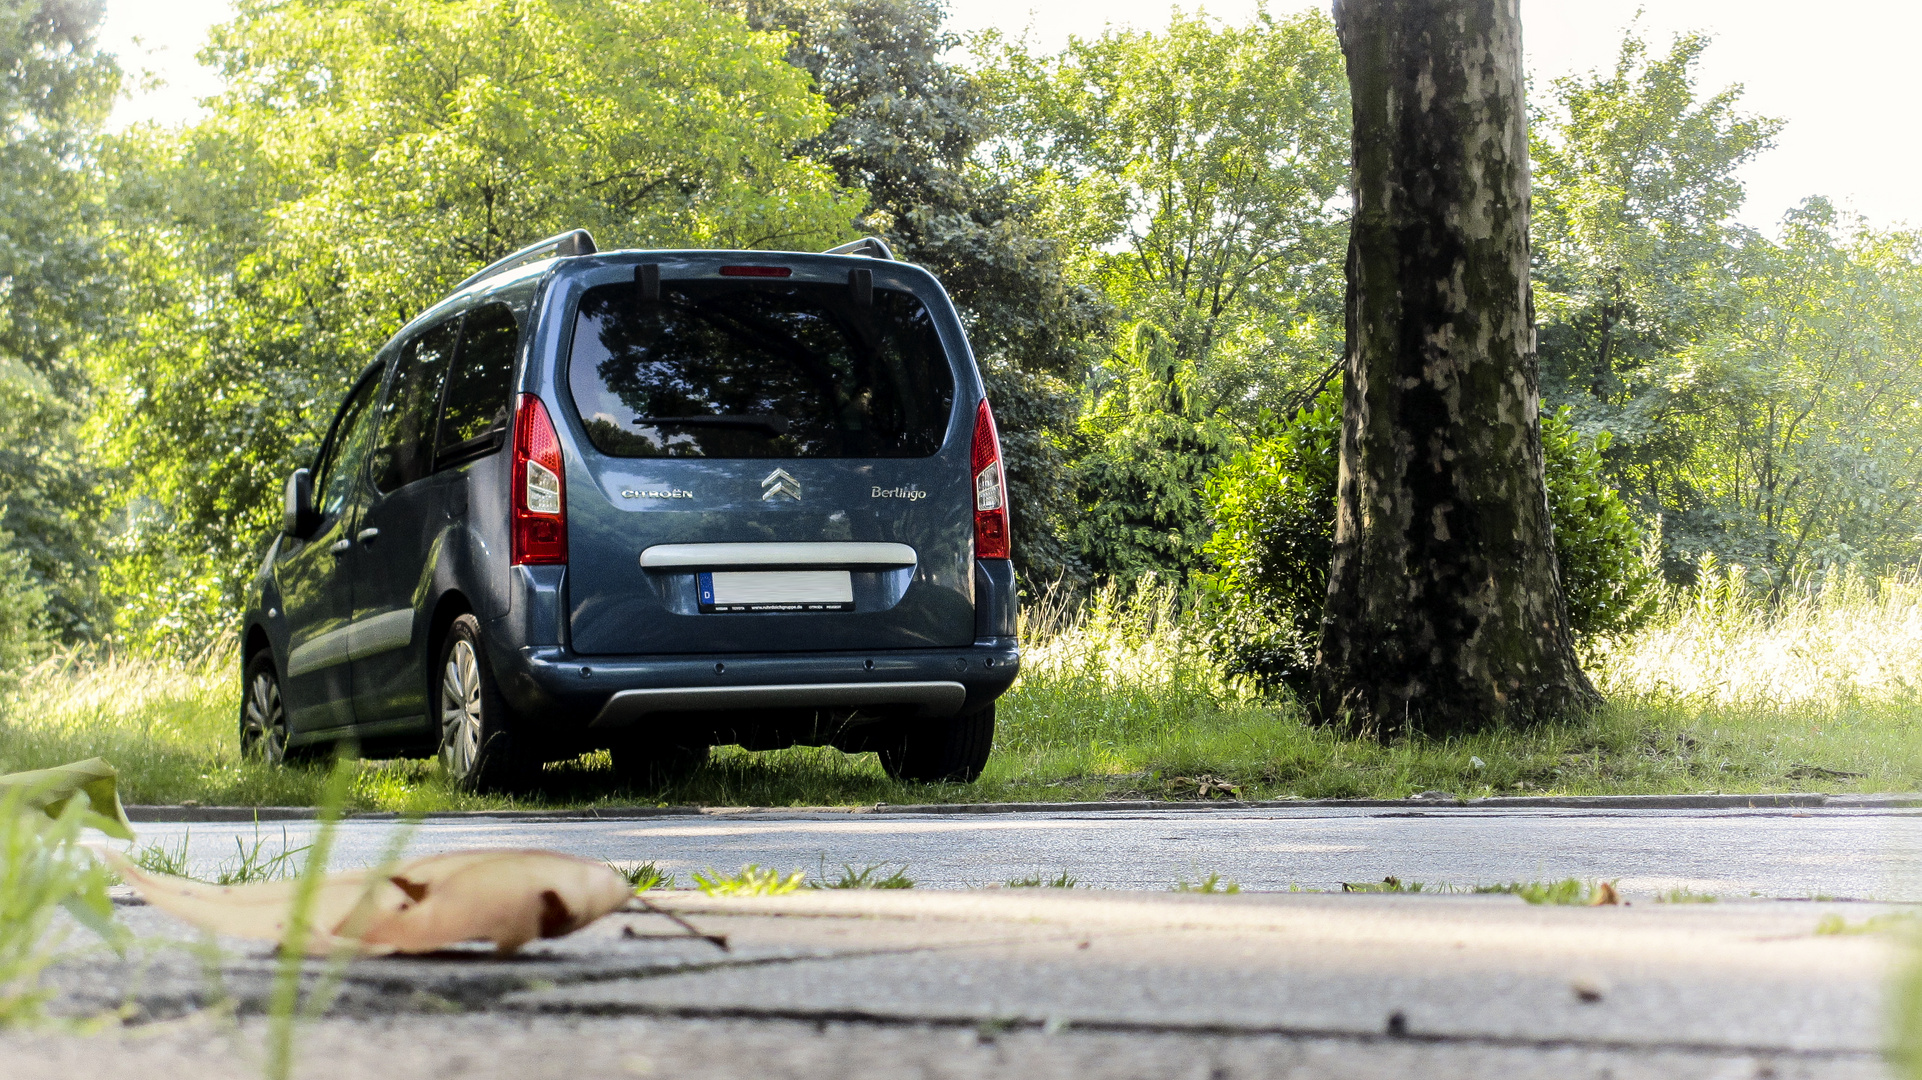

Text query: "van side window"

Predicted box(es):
[436, 303, 519, 469]
[367, 318, 458, 493]
[313, 365, 384, 519]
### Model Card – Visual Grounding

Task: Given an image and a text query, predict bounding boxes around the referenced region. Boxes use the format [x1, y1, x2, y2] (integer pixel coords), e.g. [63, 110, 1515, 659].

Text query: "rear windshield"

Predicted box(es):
[567, 279, 955, 458]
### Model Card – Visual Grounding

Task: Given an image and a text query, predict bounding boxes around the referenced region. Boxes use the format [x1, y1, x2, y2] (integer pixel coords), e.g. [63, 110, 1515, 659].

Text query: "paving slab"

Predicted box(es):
[0, 1012, 1890, 1080]
[11, 887, 1905, 1078]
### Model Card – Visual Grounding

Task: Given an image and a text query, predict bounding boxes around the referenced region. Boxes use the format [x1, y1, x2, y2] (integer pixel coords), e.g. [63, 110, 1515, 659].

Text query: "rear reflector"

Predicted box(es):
[970, 399, 1010, 560]
[511, 394, 567, 565]
[719, 265, 792, 278]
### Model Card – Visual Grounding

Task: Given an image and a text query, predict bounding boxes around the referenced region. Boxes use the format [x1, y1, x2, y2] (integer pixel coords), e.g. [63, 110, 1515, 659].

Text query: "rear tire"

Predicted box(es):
[609, 737, 708, 789]
[240, 651, 290, 765]
[435, 614, 537, 792]
[878, 704, 995, 783]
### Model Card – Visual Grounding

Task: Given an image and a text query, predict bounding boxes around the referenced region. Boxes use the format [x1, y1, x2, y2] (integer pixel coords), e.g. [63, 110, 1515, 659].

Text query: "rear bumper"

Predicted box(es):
[496, 637, 1020, 734]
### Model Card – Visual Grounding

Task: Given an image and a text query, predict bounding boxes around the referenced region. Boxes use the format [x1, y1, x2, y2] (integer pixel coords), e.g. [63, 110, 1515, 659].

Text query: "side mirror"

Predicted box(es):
[283, 468, 320, 538]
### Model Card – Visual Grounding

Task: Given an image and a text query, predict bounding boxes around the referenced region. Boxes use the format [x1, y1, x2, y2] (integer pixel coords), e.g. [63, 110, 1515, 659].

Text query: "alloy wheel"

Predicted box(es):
[440, 638, 484, 781]
[242, 668, 288, 765]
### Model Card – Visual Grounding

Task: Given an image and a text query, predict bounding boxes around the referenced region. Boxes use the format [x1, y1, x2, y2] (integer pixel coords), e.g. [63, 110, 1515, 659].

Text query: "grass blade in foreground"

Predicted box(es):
[0, 782, 127, 1025]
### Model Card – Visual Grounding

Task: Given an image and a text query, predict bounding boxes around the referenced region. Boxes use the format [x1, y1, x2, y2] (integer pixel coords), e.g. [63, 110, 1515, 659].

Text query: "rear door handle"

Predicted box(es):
[329, 538, 352, 557]
[357, 528, 380, 545]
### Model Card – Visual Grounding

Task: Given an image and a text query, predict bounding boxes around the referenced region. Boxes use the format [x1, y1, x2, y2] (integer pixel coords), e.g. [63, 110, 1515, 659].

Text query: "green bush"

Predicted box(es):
[1202, 390, 1655, 690]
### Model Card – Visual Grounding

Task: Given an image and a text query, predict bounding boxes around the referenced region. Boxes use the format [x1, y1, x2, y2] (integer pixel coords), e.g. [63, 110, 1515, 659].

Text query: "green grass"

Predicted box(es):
[131, 822, 311, 884]
[1172, 872, 1240, 894]
[608, 861, 674, 891]
[1340, 876, 1622, 904]
[810, 862, 915, 889]
[691, 864, 806, 896]
[1005, 871, 1078, 889]
[1, 571, 1917, 811]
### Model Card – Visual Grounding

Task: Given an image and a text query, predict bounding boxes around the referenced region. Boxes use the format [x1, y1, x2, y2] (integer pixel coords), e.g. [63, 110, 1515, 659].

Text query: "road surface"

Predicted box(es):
[126, 803, 1922, 899]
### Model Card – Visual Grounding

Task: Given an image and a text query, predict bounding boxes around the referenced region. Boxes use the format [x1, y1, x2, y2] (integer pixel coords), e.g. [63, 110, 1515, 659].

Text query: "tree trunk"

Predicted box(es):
[1316, 0, 1599, 735]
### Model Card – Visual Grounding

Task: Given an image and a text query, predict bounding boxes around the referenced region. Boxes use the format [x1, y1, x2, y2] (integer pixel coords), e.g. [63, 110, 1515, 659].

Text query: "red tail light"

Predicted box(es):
[970, 399, 1010, 560]
[511, 394, 567, 565]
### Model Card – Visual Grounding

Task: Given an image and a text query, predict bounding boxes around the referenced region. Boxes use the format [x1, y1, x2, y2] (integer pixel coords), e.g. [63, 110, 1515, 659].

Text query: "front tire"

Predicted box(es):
[240, 651, 290, 765]
[878, 704, 996, 783]
[436, 614, 536, 792]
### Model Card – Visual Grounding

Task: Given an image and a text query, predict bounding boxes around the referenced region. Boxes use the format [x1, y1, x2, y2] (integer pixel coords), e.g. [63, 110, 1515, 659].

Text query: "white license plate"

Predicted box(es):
[698, 570, 854, 613]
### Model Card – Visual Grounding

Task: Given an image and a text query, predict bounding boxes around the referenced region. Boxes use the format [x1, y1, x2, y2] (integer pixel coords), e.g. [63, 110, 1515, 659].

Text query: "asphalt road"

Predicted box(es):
[126, 804, 1922, 899]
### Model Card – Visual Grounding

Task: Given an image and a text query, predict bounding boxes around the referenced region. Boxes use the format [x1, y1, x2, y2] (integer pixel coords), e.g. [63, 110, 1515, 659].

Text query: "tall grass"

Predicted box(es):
[1592, 562, 1922, 707]
[0, 568, 1916, 808]
[0, 647, 475, 809]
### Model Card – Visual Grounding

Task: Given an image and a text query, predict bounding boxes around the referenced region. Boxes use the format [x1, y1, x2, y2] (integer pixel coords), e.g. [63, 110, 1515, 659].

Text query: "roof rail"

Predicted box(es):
[452, 228, 597, 293]
[822, 236, 894, 260]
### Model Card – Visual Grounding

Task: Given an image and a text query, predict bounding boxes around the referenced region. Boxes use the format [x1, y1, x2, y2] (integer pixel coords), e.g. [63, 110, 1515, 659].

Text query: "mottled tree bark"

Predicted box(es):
[1316, 0, 1599, 735]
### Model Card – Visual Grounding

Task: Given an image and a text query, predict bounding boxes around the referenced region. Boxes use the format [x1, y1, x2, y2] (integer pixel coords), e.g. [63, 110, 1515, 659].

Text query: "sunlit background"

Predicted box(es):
[104, 0, 1922, 233]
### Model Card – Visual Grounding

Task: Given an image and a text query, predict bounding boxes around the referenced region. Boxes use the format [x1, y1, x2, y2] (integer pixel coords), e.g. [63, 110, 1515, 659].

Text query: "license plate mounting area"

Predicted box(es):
[697, 570, 855, 613]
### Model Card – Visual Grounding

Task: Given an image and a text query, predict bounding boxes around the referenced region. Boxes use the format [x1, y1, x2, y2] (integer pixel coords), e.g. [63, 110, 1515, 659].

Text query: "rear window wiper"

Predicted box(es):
[634, 414, 790, 436]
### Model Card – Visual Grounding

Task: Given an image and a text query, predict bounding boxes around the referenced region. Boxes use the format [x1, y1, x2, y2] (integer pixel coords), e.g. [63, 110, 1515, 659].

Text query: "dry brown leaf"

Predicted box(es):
[360, 850, 635, 954]
[100, 847, 633, 956]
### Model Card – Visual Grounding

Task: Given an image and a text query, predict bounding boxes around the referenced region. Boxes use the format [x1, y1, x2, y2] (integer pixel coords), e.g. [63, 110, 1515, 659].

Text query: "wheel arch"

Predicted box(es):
[243, 622, 273, 666]
[426, 589, 476, 687]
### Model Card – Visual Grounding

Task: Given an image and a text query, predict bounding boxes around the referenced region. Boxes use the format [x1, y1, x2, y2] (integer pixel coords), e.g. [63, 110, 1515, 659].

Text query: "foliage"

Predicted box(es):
[1529, 29, 1776, 569]
[1645, 204, 1922, 579]
[131, 823, 310, 884]
[810, 861, 914, 889]
[1171, 873, 1238, 894]
[1590, 562, 1922, 709]
[979, 9, 1348, 581]
[1540, 413, 1662, 637]
[0, 762, 128, 1026]
[737, 0, 1103, 585]
[1203, 390, 1656, 690]
[0, 754, 132, 837]
[0, 0, 119, 641]
[693, 864, 806, 896]
[1004, 871, 1076, 888]
[1195, 390, 1339, 686]
[609, 861, 673, 892]
[89, 0, 864, 643]
[1068, 322, 1242, 581]
[1475, 879, 1619, 906]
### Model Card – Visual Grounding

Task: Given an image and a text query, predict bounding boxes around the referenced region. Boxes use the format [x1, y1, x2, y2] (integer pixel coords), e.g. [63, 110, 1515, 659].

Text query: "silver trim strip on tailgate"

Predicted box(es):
[638, 542, 917, 569]
[589, 681, 966, 729]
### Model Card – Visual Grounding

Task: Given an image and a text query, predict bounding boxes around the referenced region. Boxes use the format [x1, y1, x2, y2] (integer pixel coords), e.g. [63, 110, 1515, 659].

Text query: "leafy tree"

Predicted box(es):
[978, 9, 1349, 580]
[0, 0, 118, 641]
[1205, 392, 1654, 693]
[89, 0, 864, 644]
[735, 0, 1104, 586]
[980, 9, 1349, 423]
[1068, 322, 1238, 582]
[1650, 200, 1922, 580]
[1530, 29, 1779, 553]
[1533, 30, 1922, 583]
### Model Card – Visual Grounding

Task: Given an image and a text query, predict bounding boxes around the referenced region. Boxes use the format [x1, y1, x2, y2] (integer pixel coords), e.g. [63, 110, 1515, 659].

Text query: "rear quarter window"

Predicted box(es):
[567, 279, 956, 459]
[435, 302, 520, 468]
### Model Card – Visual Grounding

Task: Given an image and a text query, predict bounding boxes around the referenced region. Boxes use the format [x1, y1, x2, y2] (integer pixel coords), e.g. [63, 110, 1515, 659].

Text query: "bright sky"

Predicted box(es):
[102, 0, 1922, 232]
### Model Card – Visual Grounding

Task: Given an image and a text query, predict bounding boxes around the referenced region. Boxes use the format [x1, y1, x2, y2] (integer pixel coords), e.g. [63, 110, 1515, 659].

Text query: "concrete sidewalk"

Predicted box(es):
[10, 887, 1903, 1078]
